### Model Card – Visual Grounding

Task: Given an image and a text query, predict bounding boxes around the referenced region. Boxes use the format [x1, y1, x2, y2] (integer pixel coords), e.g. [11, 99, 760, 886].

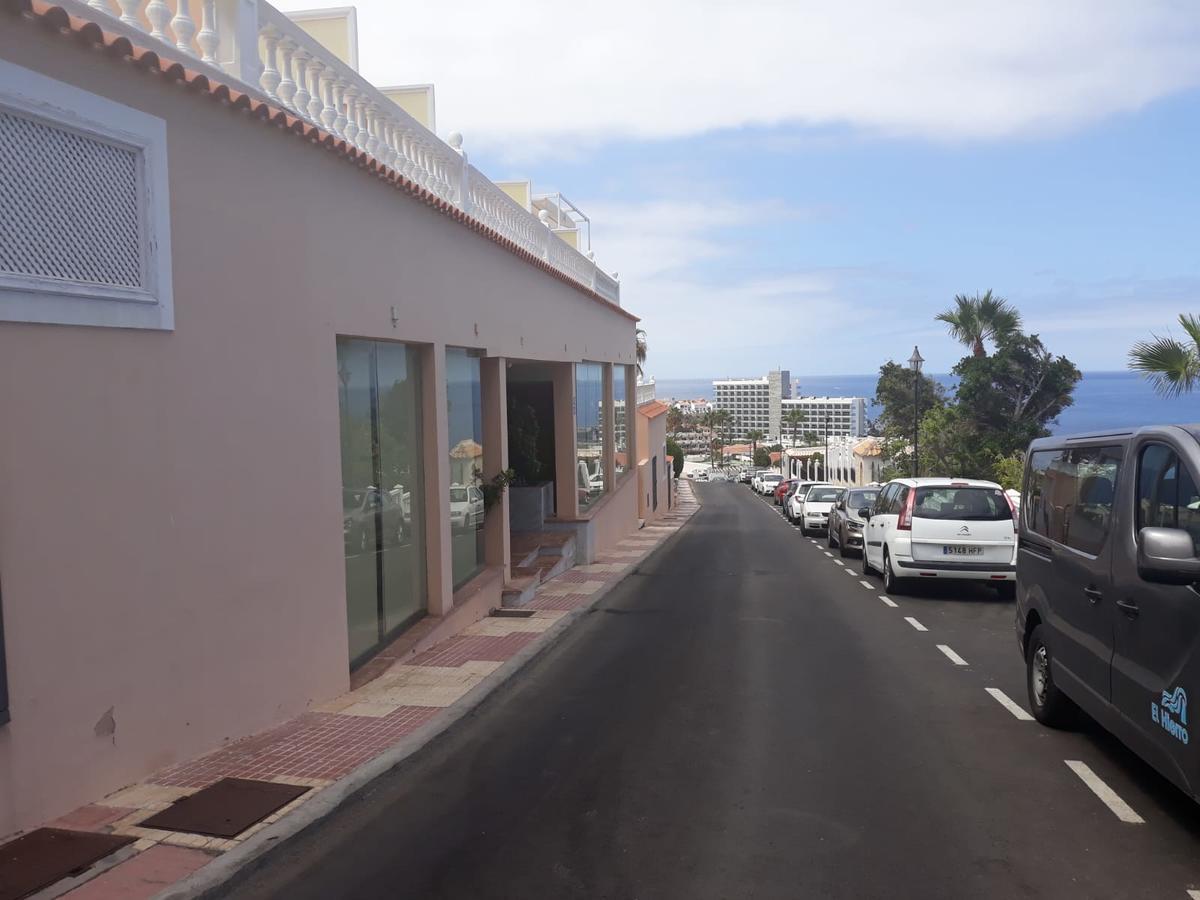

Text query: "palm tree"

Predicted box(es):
[935, 290, 1022, 357]
[783, 409, 806, 448]
[1129, 314, 1200, 398]
[635, 329, 647, 376]
[667, 406, 684, 437]
[746, 429, 765, 466]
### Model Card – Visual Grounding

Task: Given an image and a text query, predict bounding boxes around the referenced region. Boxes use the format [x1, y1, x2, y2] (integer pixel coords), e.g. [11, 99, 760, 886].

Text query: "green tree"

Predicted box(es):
[753, 446, 772, 468]
[935, 290, 1023, 358]
[872, 361, 946, 440]
[666, 437, 685, 477]
[953, 331, 1081, 460]
[991, 453, 1026, 491]
[667, 405, 685, 436]
[746, 429, 765, 464]
[1128, 313, 1200, 398]
[783, 409, 806, 448]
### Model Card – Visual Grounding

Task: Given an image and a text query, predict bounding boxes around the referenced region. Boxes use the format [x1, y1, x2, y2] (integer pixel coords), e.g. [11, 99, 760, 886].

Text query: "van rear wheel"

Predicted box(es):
[1026, 624, 1076, 728]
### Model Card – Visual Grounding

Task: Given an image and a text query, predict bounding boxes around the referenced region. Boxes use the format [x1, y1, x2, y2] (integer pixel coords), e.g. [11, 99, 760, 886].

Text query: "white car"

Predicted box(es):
[785, 481, 822, 522]
[757, 473, 783, 495]
[861, 477, 1017, 598]
[796, 484, 841, 536]
[449, 483, 485, 531]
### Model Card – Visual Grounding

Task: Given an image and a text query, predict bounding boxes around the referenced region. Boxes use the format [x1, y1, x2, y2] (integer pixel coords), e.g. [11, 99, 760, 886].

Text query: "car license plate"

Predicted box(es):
[943, 545, 983, 556]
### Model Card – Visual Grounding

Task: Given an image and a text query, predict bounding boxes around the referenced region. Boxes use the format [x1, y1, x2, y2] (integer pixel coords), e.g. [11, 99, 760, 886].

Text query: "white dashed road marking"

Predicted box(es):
[843, 568, 856, 575]
[834, 560, 844, 566]
[859, 580, 873, 589]
[1186, 891, 1200, 899]
[880, 596, 898, 607]
[824, 551, 833, 557]
[1065, 760, 1145, 824]
[904, 617, 927, 632]
[936, 644, 968, 666]
[985, 688, 1034, 721]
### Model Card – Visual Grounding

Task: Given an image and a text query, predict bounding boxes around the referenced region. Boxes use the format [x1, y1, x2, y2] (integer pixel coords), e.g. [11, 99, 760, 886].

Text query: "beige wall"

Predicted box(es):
[496, 181, 532, 211]
[380, 86, 435, 132]
[290, 11, 357, 68]
[635, 411, 669, 521]
[0, 23, 637, 837]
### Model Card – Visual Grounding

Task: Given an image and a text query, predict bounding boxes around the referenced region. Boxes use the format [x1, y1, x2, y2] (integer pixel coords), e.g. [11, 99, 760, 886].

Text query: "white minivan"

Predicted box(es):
[861, 477, 1018, 598]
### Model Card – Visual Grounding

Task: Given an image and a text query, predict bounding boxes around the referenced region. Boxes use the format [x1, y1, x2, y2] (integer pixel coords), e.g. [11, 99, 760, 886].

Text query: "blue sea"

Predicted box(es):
[655, 371, 1200, 435]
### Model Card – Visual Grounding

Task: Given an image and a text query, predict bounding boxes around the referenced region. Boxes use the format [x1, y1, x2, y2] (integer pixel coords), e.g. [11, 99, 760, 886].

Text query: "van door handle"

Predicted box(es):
[1115, 598, 1140, 618]
[1084, 586, 1103, 605]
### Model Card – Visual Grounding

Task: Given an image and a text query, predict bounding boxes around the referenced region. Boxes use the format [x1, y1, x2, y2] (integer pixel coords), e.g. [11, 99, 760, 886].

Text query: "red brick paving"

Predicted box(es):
[408, 633, 539, 667]
[50, 803, 138, 832]
[63, 845, 213, 900]
[154, 706, 440, 787]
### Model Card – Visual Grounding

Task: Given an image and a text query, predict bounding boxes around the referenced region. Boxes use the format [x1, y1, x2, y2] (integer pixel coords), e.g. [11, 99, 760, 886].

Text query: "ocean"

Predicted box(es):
[654, 371, 1200, 435]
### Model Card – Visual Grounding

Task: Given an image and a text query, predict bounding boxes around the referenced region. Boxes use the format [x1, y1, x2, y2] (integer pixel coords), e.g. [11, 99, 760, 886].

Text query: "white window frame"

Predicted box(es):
[0, 59, 173, 331]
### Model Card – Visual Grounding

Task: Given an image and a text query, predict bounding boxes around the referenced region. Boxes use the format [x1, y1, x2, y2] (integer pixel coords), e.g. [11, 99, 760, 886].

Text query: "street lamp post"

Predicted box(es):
[908, 346, 924, 478]
[824, 413, 830, 483]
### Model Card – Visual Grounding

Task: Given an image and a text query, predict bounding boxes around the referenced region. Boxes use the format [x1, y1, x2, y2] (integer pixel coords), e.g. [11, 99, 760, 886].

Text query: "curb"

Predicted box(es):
[158, 494, 701, 900]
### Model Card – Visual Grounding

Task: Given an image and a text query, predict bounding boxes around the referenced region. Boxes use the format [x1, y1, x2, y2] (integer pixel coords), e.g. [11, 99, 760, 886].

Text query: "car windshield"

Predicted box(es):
[807, 487, 841, 502]
[344, 489, 373, 511]
[913, 486, 1011, 521]
[449, 487, 468, 503]
[847, 489, 879, 509]
[763, 475, 782, 483]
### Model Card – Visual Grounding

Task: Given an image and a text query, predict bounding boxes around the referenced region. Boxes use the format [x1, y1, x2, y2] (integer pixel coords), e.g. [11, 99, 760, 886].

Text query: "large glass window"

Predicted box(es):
[1138, 444, 1200, 556]
[1025, 446, 1122, 555]
[576, 362, 606, 509]
[447, 348, 486, 589]
[613, 365, 628, 476]
[337, 339, 427, 667]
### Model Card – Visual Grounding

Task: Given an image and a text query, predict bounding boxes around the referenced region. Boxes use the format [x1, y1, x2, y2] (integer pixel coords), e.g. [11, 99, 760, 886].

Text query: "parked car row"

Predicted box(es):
[737, 423, 1200, 810]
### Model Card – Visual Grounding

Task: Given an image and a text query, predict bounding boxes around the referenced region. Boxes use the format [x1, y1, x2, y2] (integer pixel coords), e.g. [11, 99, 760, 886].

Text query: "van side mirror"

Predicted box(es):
[1138, 527, 1200, 585]
[859, 507, 872, 520]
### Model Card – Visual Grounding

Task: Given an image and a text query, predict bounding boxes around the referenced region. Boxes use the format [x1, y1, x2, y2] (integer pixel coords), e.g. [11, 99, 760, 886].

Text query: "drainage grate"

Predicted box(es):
[138, 778, 310, 838]
[0, 828, 134, 900]
[490, 608, 536, 618]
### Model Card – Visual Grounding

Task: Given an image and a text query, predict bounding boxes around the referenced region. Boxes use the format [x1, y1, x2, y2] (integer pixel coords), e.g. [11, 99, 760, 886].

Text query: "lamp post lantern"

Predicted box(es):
[908, 346, 924, 478]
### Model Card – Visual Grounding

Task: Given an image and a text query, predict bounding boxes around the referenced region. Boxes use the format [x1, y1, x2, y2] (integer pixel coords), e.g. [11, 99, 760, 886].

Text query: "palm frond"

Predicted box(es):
[1128, 336, 1200, 398]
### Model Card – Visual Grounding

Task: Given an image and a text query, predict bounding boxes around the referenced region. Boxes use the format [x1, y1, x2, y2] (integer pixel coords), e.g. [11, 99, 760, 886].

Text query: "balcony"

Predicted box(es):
[57, 0, 620, 305]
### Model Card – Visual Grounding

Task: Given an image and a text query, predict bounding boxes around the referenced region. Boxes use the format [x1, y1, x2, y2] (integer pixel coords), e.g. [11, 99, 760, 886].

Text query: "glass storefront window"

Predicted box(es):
[447, 348, 485, 589]
[576, 362, 606, 510]
[337, 338, 426, 667]
[614, 365, 628, 476]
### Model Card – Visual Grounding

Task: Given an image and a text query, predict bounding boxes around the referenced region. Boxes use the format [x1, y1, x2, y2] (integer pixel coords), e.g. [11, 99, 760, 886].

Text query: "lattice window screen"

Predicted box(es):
[0, 109, 143, 289]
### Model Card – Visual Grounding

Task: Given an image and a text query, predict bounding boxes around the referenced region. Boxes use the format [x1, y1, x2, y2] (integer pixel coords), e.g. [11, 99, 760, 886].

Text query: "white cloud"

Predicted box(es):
[278, 0, 1200, 147]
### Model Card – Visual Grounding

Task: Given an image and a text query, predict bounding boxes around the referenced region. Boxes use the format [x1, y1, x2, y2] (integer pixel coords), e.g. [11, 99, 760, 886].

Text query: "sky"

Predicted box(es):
[278, 0, 1200, 378]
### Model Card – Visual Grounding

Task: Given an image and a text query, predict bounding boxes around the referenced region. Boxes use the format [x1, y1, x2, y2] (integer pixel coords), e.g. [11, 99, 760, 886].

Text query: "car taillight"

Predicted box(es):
[897, 488, 916, 531]
[1003, 491, 1018, 531]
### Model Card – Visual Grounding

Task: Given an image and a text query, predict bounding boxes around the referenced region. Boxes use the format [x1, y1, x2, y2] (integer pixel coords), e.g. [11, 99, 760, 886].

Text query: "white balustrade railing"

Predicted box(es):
[61, 0, 620, 305]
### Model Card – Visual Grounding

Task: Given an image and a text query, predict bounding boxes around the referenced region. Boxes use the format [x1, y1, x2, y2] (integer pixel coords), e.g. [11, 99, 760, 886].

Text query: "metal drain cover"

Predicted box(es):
[139, 778, 309, 838]
[0, 828, 134, 900]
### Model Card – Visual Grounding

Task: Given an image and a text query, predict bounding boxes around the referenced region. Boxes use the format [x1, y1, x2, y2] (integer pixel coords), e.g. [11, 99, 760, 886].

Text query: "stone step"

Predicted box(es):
[500, 573, 539, 608]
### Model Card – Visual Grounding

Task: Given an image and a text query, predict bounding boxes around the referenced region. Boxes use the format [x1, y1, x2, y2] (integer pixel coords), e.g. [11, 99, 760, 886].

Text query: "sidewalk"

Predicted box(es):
[24, 481, 699, 900]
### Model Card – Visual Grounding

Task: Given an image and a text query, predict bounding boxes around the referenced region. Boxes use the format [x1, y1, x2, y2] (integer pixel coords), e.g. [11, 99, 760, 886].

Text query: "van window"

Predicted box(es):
[1138, 443, 1200, 556]
[876, 484, 897, 514]
[1025, 446, 1123, 554]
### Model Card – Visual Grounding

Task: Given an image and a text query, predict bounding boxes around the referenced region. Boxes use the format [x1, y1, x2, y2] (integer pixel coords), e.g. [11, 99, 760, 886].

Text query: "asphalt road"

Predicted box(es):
[223, 482, 1200, 900]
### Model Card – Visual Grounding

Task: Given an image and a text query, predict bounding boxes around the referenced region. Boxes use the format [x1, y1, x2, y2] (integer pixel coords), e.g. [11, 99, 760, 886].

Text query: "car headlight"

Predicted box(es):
[848, 521, 862, 530]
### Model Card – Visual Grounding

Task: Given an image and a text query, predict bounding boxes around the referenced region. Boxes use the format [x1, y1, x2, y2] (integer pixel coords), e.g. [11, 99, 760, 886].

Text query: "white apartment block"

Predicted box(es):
[780, 396, 868, 439]
[713, 369, 791, 438]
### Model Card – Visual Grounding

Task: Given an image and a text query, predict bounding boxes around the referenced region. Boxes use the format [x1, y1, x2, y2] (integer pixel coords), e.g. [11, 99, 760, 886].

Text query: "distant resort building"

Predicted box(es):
[781, 396, 868, 439]
[713, 369, 791, 438]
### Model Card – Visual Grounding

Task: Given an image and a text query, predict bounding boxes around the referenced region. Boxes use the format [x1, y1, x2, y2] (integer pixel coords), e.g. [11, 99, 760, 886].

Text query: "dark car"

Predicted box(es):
[828, 486, 881, 556]
[1015, 424, 1200, 803]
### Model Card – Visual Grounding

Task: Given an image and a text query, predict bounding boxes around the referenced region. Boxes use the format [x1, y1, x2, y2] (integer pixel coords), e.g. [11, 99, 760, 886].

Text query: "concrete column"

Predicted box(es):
[420, 343, 454, 616]
[480, 357, 510, 580]
[602, 363, 616, 495]
[553, 362, 579, 519]
[623, 364, 637, 477]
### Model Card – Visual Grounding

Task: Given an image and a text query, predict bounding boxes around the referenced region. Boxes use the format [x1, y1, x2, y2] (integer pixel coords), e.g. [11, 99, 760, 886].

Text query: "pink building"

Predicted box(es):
[0, 0, 641, 837]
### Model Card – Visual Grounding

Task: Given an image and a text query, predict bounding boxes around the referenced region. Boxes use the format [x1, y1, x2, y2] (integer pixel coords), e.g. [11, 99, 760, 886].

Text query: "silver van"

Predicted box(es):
[1016, 424, 1200, 797]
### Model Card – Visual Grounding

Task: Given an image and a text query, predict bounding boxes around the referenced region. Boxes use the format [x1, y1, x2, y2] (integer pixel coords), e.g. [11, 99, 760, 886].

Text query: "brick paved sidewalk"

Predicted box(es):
[30, 481, 699, 900]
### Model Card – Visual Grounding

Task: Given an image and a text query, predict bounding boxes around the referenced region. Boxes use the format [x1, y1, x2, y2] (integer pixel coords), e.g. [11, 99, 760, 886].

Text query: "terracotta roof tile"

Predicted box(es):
[637, 400, 670, 419]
